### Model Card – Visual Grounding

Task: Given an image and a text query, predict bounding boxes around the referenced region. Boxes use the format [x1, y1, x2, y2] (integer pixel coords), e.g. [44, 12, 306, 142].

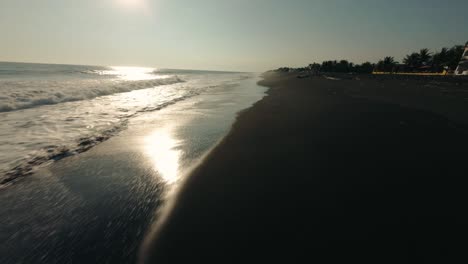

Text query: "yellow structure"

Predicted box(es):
[372, 71, 448, 76]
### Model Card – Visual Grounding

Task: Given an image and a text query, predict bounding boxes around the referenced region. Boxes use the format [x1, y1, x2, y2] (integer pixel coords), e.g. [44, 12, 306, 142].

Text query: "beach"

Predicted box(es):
[143, 72, 468, 263]
[0, 64, 267, 264]
[3, 1, 467, 263]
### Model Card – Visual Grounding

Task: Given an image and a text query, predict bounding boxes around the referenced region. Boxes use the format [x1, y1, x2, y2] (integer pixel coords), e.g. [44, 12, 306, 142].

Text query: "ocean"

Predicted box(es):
[0, 61, 267, 263]
[0, 62, 256, 184]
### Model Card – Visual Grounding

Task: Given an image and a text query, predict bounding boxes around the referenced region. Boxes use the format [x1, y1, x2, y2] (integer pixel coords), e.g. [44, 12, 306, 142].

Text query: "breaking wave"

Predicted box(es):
[0, 61, 255, 186]
[0, 90, 202, 186]
[0, 76, 183, 112]
[0, 79, 251, 186]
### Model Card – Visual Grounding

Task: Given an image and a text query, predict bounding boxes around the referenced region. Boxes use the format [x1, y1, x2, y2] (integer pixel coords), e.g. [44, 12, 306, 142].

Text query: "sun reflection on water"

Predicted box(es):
[110, 66, 157, 80]
[144, 129, 182, 183]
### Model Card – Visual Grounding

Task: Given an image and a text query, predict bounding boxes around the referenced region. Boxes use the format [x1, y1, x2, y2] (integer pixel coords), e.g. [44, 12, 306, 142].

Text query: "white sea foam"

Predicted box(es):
[0, 62, 253, 184]
[0, 76, 183, 112]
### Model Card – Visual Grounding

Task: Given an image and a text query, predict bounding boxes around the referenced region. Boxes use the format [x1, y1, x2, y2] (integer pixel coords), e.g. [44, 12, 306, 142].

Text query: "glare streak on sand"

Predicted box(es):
[0, 61, 254, 186]
[144, 129, 182, 183]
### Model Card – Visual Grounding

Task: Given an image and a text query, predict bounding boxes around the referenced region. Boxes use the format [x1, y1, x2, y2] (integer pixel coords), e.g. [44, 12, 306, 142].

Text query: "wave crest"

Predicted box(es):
[0, 76, 184, 112]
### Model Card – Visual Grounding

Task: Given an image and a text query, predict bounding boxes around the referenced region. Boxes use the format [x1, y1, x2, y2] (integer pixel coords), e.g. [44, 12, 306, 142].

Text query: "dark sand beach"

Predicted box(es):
[143, 73, 468, 263]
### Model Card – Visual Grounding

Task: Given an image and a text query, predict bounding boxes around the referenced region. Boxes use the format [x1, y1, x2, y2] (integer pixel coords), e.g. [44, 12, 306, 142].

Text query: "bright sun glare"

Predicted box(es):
[110, 66, 156, 80]
[116, 0, 147, 10]
[144, 130, 182, 183]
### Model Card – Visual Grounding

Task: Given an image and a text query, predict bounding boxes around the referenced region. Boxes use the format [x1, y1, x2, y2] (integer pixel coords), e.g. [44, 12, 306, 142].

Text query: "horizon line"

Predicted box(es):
[0, 60, 253, 74]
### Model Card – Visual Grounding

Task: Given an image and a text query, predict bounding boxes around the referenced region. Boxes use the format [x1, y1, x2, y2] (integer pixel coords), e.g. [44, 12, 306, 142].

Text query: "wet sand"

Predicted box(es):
[0, 77, 266, 264]
[143, 73, 468, 263]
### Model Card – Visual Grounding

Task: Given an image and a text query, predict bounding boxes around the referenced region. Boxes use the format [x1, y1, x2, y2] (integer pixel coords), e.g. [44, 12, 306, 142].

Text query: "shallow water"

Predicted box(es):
[0, 62, 252, 183]
[0, 70, 267, 263]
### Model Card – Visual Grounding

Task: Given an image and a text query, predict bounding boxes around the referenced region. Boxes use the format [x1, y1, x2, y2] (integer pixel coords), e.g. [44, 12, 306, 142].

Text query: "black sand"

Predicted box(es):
[142, 73, 468, 263]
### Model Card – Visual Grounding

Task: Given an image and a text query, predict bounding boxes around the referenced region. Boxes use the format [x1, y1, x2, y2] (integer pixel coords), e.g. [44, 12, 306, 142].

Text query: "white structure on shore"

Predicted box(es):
[455, 43, 468, 75]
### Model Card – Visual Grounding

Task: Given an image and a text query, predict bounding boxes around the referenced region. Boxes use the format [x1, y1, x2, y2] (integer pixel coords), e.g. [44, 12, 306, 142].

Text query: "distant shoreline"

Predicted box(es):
[0, 61, 250, 74]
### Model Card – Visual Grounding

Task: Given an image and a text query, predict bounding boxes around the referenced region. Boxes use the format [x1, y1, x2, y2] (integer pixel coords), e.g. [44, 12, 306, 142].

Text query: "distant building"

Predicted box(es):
[455, 43, 468, 75]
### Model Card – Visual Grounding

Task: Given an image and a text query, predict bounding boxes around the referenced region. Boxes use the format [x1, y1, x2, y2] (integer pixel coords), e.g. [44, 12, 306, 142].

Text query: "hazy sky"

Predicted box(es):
[1, 0, 467, 72]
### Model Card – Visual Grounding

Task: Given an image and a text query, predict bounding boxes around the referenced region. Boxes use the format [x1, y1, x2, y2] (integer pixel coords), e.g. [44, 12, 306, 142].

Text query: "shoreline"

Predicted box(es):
[0, 76, 267, 264]
[142, 72, 468, 263]
[0, 72, 262, 187]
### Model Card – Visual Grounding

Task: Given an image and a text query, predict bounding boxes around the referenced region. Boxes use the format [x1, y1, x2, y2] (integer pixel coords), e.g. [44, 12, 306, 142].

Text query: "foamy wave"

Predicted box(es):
[0, 76, 184, 112]
[0, 89, 205, 186]
[0, 66, 253, 185]
[0, 124, 127, 186]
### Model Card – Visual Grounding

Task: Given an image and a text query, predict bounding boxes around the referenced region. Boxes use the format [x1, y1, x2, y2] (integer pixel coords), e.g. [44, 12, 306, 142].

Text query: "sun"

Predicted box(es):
[115, 0, 147, 10]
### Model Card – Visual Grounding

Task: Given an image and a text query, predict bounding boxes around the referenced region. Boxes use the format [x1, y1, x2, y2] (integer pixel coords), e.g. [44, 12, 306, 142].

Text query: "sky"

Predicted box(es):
[1, 0, 467, 72]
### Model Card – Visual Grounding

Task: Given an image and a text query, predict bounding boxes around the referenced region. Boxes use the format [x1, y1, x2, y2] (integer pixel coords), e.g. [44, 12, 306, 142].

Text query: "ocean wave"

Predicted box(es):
[0, 124, 128, 186]
[0, 63, 108, 77]
[0, 69, 252, 186]
[0, 87, 206, 186]
[0, 76, 184, 112]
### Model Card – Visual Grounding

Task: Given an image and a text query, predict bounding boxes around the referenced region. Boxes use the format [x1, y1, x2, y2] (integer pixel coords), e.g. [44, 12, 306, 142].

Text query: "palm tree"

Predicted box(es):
[375, 57, 396, 72]
[358, 62, 374, 73]
[383, 56, 397, 72]
[403, 53, 420, 69]
[321, 60, 338, 72]
[418, 48, 432, 66]
[383, 56, 395, 64]
[432, 47, 448, 71]
[446, 45, 464, 70]
[308, 63, 321, 74]
[337, 60, 350, 72]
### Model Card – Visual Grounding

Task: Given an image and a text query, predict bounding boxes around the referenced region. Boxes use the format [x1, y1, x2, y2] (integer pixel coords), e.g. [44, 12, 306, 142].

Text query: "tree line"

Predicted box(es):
[278, 42, 467, 74]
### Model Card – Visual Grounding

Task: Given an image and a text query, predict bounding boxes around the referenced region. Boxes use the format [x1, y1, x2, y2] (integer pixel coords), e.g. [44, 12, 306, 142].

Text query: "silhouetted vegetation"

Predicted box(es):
[275, 42, 467, 74]
[307, 60, 375, 74]
[375, 57, 397, 72]
[402, 46, 465, 72]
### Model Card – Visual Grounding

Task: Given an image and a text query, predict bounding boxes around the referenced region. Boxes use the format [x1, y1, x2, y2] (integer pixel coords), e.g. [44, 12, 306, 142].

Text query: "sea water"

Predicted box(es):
[0, 62, 254, 183]
[0, 61, 267, 263]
